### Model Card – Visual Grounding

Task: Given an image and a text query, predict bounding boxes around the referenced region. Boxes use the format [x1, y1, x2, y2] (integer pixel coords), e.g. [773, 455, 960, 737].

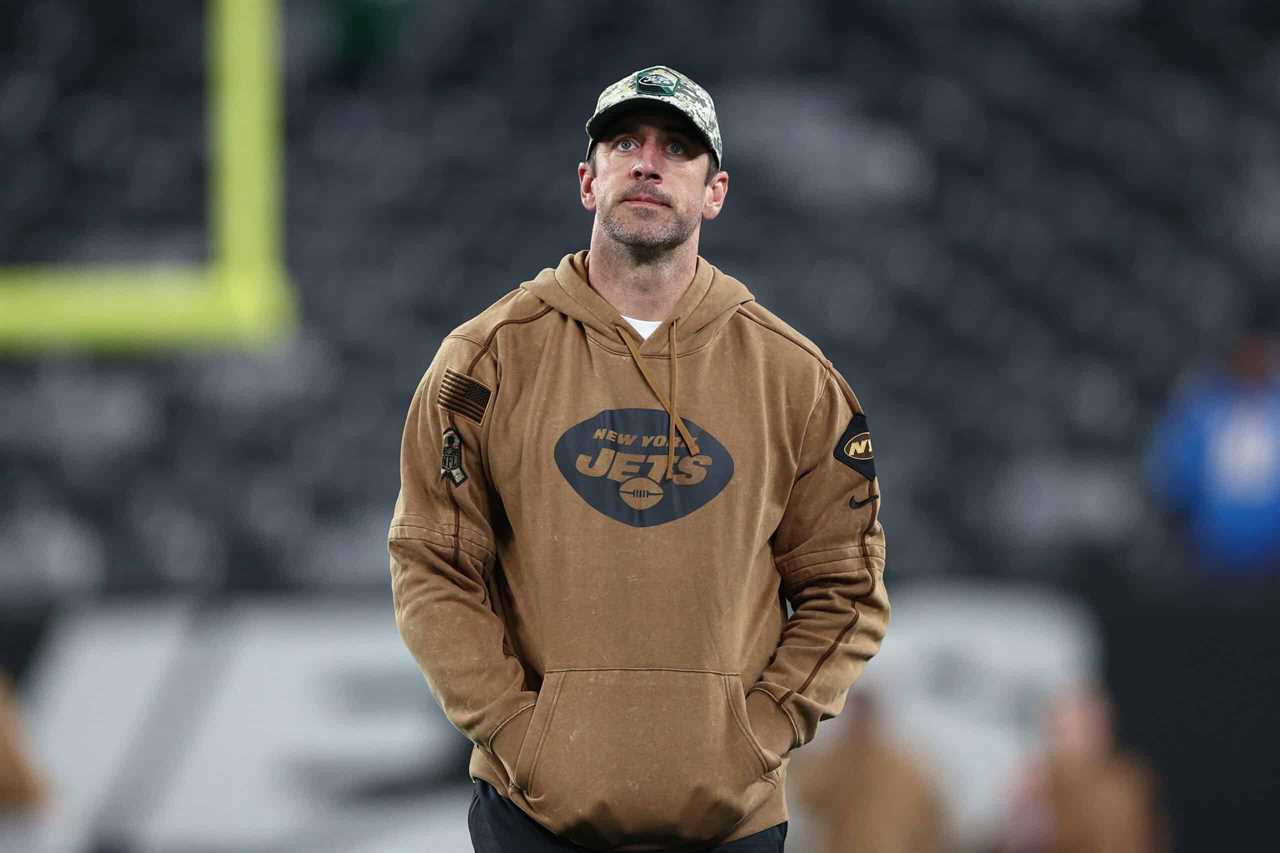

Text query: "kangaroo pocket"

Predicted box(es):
[512, 668, 781, 848]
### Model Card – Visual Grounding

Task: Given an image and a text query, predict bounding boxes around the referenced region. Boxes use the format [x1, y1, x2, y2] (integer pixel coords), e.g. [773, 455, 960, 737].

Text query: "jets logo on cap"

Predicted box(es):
[636, 70, 678, 96]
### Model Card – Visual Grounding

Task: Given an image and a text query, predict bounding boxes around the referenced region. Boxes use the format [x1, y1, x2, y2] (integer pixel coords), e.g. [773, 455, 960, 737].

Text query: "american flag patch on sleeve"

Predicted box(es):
[437, 368, 492, 424]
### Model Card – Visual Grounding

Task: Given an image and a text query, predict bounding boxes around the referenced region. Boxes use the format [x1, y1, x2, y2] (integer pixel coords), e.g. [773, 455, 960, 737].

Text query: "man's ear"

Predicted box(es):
[578, 162, 597, 212]
[702, 169, 729, 221]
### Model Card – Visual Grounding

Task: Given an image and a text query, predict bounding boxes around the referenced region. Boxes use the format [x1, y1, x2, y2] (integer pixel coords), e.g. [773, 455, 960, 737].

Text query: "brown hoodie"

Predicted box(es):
[389, 250, 889, 851]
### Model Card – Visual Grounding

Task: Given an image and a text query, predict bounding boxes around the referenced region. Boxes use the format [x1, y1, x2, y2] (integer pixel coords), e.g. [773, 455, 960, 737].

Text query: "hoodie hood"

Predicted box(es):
[523, 250, 754, 355]
[523, 250, 755, 482]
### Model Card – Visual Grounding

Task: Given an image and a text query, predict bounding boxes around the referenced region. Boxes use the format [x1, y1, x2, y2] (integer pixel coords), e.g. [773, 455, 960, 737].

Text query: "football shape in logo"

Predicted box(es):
[554, 408, 734, 527]
[619, 477, 664, 510]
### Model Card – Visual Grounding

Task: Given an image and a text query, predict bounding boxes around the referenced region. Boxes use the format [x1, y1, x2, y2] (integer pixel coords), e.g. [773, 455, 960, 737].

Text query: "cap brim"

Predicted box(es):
[586, 97, 718, 165]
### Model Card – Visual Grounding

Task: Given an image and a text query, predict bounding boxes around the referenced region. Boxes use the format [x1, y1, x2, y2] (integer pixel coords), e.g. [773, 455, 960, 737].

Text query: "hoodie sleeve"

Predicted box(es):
[745, 364, 890, 760]
[388, 334, 537, 783]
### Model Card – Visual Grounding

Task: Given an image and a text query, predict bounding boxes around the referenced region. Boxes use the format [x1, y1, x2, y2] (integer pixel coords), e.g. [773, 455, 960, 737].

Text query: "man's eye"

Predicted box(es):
[668, 141, 687, 155]
[616, 139, 637, 151]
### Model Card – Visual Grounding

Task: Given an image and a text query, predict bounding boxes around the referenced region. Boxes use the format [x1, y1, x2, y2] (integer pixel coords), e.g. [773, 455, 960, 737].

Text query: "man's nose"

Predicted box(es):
[630, 140, 661, 180]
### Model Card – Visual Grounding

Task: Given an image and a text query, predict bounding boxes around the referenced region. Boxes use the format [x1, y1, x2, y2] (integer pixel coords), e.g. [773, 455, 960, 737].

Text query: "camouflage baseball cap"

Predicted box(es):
[585, 65, 722, 168]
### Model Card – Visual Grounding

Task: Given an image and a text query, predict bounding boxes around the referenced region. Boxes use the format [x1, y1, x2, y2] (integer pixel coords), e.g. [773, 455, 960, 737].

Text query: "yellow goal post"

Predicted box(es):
[0, 0, 296, 351]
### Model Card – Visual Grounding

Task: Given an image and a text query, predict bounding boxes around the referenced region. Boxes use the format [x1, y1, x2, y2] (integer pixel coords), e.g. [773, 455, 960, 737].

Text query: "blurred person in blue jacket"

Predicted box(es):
[1146, 302, 1280, 579]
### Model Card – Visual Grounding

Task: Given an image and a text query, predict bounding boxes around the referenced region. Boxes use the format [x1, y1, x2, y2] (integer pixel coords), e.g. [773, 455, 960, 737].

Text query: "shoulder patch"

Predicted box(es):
[834, 413, 875, 481]
[438, 368, 492, 424]
[440, 428, 467, 486]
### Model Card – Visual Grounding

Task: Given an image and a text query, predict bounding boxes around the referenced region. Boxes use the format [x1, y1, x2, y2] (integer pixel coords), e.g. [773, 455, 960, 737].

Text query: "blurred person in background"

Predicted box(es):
[1145, 300, 1280, 581]
[788, 689, 946, 853]
[1134, 299, 1280, 846]
[991, 684, 1167, 853]
[0, 672, 48, 817]
[389, 65, 888, 852]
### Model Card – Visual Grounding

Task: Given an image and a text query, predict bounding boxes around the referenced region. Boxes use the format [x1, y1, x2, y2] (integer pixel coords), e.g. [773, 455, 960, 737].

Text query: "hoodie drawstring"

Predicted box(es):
[616, 319, 701, 480]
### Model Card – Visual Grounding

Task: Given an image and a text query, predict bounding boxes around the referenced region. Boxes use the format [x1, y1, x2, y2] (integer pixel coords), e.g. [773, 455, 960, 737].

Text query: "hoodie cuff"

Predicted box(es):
[745, 689, 798, 759]
[488, 703, 535, 783]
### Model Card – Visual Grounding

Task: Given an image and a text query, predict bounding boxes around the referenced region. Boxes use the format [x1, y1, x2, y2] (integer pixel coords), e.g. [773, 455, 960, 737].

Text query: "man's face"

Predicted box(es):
[578, 108, 728, 254]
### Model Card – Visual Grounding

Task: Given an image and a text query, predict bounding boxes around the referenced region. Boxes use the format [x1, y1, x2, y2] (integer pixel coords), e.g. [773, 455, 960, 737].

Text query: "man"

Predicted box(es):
[389, 65, 889, 852]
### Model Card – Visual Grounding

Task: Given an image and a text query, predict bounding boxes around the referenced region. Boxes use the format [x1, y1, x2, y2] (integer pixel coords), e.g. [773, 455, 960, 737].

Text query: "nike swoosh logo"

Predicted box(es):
[849, 494, 879, 509]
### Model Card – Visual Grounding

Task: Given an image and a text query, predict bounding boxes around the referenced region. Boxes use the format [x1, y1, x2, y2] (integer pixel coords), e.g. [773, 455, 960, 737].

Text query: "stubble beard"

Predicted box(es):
[600, 197, 699, 263]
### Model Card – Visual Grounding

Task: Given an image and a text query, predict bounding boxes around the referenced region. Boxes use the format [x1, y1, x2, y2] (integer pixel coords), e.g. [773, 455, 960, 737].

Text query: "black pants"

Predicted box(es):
[468, 779, 787, 852]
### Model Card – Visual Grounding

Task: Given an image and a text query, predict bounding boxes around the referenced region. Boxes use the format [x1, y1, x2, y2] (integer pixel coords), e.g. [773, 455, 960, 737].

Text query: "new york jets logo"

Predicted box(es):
[635, 70, 678, 96]
[553, 408, 733, 527]
[834, 413, 875, 481]
[843, 432, 872, 459]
